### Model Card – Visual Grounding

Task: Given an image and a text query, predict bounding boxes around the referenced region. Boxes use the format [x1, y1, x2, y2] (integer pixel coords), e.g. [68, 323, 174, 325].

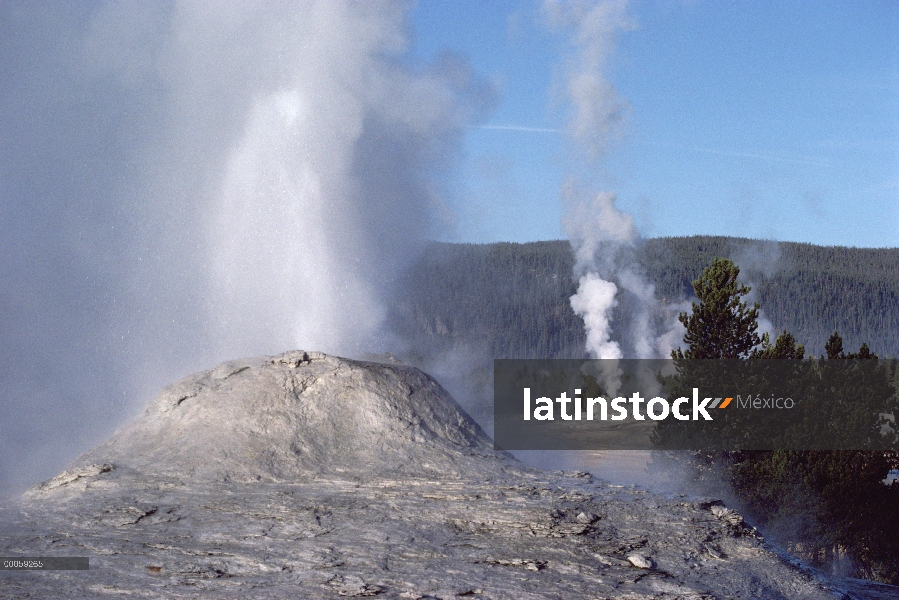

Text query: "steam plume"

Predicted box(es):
[569, 272, 622, 359]
[542, 0, 633, 160]
[545, 1, 679, 362]
[0, 1, 483, 495]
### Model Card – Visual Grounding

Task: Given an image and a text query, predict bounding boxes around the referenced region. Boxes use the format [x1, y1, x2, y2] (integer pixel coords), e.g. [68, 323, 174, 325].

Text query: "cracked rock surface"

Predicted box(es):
[0, 352, 883, 598]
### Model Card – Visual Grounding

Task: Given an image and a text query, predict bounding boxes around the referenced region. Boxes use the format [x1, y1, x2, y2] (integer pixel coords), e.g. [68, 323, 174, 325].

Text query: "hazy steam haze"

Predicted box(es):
[0, 1, 484, 495]
[542, 0, 633, 161]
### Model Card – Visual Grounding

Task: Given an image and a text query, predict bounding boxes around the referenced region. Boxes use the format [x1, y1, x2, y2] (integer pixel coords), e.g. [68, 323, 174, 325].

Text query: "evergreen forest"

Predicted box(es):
[391, 236, 899, 360]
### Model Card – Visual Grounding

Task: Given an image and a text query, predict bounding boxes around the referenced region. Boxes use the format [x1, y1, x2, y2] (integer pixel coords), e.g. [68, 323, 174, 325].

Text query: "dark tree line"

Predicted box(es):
[657, 257, 899, 584]
[392, 236, 899, 359]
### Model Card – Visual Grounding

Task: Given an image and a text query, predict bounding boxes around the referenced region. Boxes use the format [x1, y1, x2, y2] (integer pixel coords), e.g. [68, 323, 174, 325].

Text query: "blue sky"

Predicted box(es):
[412, 1, 899, 248]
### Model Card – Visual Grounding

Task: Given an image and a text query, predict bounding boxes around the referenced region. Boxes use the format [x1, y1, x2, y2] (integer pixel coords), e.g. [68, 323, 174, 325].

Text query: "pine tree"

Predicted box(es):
[751, 331, 805, 359]
[673, 257, 761, 359]
[824, 331, 844, 359]
[661, 260, 899, 583]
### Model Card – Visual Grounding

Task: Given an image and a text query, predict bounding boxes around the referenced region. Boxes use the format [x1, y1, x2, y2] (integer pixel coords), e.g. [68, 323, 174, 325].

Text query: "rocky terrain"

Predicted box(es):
[0, 351, 893, 599]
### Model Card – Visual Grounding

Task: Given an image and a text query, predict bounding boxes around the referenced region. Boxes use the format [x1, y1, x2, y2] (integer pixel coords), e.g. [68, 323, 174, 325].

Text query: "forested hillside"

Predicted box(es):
[391, 236, 899, 359]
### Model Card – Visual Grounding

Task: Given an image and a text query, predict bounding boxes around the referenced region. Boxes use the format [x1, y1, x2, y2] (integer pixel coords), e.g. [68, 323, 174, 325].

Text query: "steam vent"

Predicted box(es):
[0, 351, 889, 598]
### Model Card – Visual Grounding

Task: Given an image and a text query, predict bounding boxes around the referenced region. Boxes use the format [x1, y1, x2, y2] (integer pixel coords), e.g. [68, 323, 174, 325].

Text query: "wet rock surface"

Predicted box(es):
[0, 352, 888, 598]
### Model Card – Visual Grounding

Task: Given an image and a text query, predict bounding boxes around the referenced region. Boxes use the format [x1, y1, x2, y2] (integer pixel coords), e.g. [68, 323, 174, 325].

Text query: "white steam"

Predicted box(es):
[0, 1, 484, 495]
[539, 0, 680, 486]
[106, 1, 472, 358]
[546, 1, 682, 362]
[732, 239, 784, 341]
[570, 273, 622, 359]
[542, 0, 633, 159]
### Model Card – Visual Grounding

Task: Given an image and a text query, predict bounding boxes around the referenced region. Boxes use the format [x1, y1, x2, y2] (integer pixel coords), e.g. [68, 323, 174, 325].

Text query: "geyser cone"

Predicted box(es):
[65, 351, 506, 483]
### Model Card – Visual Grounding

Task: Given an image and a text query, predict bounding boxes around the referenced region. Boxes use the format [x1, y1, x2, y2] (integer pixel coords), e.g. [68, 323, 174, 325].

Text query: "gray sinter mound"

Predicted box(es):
[70, 350, 507, 483]
[0, 351, 890, 599]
